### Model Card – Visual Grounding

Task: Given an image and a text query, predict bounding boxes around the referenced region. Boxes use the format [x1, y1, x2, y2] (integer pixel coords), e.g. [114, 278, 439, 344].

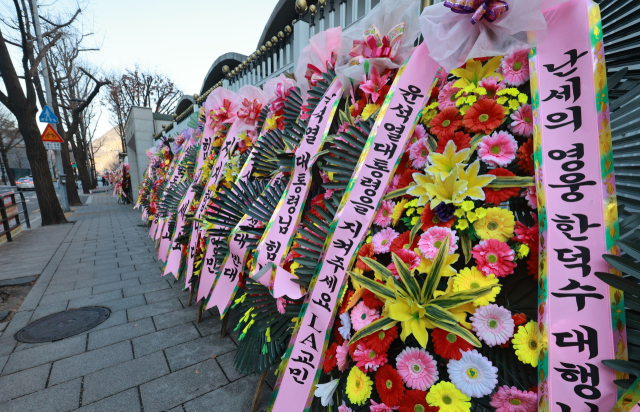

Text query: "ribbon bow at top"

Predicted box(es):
[348, 23, 405, 66]
[444, 0, 509, 25]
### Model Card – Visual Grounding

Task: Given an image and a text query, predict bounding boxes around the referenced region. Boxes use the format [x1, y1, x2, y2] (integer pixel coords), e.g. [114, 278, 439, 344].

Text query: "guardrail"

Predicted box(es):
[0, 188, 31, 243]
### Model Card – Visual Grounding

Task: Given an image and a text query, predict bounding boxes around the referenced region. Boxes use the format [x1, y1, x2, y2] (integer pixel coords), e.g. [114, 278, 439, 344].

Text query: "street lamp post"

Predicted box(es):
[30, 0, 69, 212]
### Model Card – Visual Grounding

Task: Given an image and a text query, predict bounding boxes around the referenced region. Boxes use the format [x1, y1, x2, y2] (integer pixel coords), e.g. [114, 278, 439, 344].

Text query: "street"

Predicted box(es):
[0, 181, 90, 229]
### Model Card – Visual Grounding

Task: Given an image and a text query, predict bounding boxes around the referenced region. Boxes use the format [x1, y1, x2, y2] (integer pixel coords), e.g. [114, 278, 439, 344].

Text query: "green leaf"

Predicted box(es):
[384, 185, 412, 200]
[603, 255, 640, 279]
[421, 234, 450, 302]
[595, 272, 640, 296]
[409, 219, 422, 248]
[431, 285, 497, 309]
[428, 317, 482, 347]
[391, 253, 420, 300]
[348, 271, 397, 302]
[469, 134, 485, 152]
[427, 135, 437, 152]
[460, 231, 472, 264]
[361, 257, 394, 282]
[486, 176, 535, 188]
[348, 316, 398, 346]
[618, 239, 640, 262]
[424, 303, 458, 325]
[601, 359, 640, 377]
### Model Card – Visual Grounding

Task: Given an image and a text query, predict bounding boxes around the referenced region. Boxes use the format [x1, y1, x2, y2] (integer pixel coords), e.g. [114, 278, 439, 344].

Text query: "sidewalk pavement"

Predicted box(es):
[0, 195, 275, 412]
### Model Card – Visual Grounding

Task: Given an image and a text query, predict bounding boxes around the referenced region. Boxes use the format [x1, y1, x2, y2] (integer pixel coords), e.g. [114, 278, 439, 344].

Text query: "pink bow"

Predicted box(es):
[444, 0, 509, 25]
[269, 84, 292, 112]
[348, 24, 405, 66]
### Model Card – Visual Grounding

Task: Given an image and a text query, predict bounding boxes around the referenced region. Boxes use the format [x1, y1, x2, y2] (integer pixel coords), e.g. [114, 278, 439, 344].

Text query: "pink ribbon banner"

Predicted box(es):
[204, 129, 278, 316]
[174, 125, 216, 284]
[533, 0, 622, 410]
[195, 119, 246, 302]
[250, 80, 343, 300]
[157, 140, 194, 262]
[270, 42, 439, 412]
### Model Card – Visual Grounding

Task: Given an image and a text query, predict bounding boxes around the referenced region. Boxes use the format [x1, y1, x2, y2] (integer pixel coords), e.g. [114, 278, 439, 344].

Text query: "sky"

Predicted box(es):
[2, 0, 280, 138]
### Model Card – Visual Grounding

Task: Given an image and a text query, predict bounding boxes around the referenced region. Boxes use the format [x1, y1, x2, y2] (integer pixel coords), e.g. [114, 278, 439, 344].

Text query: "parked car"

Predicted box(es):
[16, 177, 34, 191]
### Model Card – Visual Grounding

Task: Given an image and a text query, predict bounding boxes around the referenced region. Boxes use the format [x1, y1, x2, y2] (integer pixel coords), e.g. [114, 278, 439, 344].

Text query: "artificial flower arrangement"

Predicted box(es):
[313, 48, 541, 412]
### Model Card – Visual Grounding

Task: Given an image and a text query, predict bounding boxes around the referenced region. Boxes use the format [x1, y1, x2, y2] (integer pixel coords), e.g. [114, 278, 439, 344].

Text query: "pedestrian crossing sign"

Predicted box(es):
[39, 105, 59, 124]
[42, 124, 64, 143]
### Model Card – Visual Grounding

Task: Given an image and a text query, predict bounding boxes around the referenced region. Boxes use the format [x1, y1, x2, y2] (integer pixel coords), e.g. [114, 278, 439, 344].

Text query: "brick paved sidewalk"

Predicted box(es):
[0, 195, 274, 412]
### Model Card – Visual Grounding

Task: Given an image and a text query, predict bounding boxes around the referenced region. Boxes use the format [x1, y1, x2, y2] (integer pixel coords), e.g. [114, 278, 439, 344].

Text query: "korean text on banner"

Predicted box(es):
[531, 0, 625, 410]
[270, 42, 440, 412]
[250, 79, 343, 299]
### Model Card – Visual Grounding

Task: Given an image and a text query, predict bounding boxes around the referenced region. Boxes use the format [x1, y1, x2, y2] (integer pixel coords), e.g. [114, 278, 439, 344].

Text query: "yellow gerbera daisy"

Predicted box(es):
[473, 207, 515, 242]
[512, 320, 539, 367]
[362, 103, 381, 120]
[452, 267, 500, 307]
[426, 381, 471, 412]
[345, 366, 373, 405]
[392, 198, 408, 226]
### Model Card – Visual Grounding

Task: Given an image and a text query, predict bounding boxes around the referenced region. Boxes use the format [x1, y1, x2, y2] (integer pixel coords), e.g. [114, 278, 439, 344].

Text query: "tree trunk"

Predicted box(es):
[16, 113, 67, 225]
[68, 136, 91, 195]
[0, 138, 16, 186]
[2, 151, 16, 186]
[59, 139, 82, 206]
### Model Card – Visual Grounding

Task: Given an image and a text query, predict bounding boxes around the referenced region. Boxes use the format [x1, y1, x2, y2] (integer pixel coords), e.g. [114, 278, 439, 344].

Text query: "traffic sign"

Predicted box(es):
[39, 105, 59, 124]
[41, 124, 64, 143]
[43, 142, 61, 151]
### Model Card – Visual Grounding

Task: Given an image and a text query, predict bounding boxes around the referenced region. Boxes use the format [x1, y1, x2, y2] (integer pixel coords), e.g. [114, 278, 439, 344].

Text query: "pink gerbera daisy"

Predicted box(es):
[386, 175, 401, 195]
[395, 347, 439, 391]
[374, 200, 396, 228]
[435, 66, 449, 87]
[478, 76, 505, 100]
[512, 217, 538, 246]
[410, 137, 430, 169]
[350, 301, 380, 331]
[471, 304, 515, 347]
[509, 104, 534, 137]
[471, 239, 516, 277]
[338, 401, 353, 412]
[407, 124, 427, 151]
[521, 186, 537, 209]
[276, 297, 286, 314]
[501, 49, 530, 86]
[387, 249, 421, 278]
[418, 227, 458, 259]
[370, 400, 394, 412]
[478, 131, 518, 167]
[490, 385, 537, 412]
[336, 341, 349, 371]
[353, 340, 388, 372]
[438, 81, 460, 110]
[372, 228, 399, 253]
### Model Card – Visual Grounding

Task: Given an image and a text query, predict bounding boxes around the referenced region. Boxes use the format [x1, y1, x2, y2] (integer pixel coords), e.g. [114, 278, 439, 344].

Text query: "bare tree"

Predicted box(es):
[0, 108, 23, 185]
[47, 33, 109, 199]
[0, 1, 84, 224]
[103, 67, 182, 151]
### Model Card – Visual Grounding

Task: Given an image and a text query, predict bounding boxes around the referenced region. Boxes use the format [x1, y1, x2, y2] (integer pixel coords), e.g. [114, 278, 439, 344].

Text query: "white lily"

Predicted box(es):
[314, 378, 339, 406]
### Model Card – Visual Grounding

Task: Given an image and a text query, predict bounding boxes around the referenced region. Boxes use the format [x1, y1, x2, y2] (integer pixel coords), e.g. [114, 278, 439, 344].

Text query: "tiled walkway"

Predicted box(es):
[0, 195, 273, 412]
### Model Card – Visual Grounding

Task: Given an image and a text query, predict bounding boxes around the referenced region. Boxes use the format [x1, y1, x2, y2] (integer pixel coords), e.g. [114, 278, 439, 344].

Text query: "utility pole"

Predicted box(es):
[30, 0, 69, 212]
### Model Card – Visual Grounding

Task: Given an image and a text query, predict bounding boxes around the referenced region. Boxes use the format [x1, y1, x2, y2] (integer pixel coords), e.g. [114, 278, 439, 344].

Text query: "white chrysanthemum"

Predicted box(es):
[470, 304, 515, 347]
[314, 379, 339, 406]
[339, 312, 352, 340]
[447, 349, 498, 398]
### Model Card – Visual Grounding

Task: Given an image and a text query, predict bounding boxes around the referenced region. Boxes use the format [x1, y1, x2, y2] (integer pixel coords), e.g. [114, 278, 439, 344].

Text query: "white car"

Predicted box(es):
[16, 177, 34, 191]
